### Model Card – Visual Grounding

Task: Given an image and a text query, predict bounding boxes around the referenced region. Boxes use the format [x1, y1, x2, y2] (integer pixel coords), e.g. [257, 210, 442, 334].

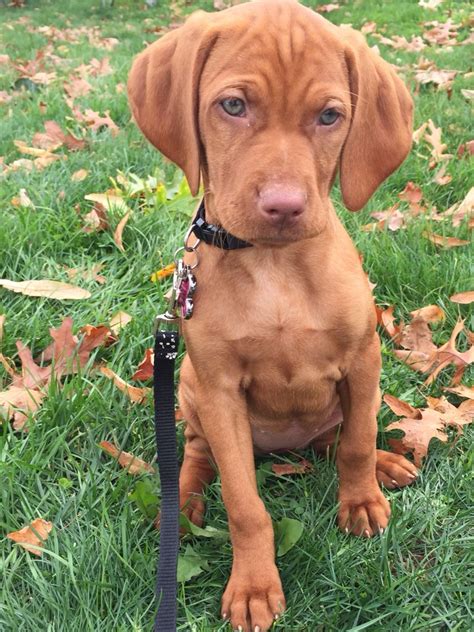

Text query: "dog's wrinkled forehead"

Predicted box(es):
[202, 1, 345, 94]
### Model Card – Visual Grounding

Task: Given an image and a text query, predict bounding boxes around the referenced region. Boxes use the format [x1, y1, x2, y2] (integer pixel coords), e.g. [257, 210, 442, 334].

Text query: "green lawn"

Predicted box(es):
[0, 0, 472, 630]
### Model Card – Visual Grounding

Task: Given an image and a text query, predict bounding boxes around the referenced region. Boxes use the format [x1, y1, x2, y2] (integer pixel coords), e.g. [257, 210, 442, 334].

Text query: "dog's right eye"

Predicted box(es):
[220, 97, 246, 117]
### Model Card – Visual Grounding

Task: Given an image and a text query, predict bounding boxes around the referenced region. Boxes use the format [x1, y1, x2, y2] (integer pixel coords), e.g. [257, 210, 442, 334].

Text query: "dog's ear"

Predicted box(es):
[339, 28, 413, 211]
[128, 12, 217, 196]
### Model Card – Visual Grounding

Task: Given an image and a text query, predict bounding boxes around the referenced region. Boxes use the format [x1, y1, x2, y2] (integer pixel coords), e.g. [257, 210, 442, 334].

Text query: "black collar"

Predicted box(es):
[191, 200, 253, 250]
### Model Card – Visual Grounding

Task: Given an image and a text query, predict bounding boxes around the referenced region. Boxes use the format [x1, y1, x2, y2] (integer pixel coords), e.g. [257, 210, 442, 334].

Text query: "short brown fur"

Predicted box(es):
[128, 1, 415, 629]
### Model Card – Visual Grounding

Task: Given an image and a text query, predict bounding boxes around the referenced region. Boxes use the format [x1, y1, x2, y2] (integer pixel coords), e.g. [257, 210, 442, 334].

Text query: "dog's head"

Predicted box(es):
[128, 0, 413, 245]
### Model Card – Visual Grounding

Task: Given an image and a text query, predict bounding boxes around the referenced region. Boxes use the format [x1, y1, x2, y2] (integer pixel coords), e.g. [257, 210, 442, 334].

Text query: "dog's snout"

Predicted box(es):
[258, 185, 306, 225]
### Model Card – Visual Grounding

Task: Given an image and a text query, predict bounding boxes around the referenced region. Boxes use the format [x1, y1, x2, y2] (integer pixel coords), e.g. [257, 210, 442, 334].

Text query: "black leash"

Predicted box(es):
[152, 199, 251, 631]
[153, 330, 180, 631]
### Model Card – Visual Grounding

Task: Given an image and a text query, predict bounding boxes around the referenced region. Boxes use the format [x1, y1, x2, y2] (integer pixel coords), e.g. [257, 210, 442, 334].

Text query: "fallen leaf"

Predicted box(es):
[422, 19, 460, 47]
[7, 518, 53, 556]
[109, 310, 132, 335]
[14, 139, 60, 157]
[433, 164, 452, 186]
[81, 204, 109, 233]
[63, 77, 92, 99]
[443, 385, 474, 400]
[410, 304, 445, 323]
[316, 3, 340, 12]
[413, 122, 428, 143]
[424, 119, 453, 164]
[150, 263, 176, 282]
[450, 291, 474, 304]
[383, 394, 420, 419]
[271, 458, 313, 476]
[0, 386, 46, 430]
[379, 34, 426, 52]
[444, 188, 473, 227]
[461, 89, 474, 100]
[84, 192, 129, 214]
[422, 232, 469, 248]
[71, 168, 89, 182]
[75, 57, 112, 77]
[131, 348, 154, 381]
[0, 279, 91, 300]
[457, 140, 474, 158]
[100, 366, 150, 404]
[375, 305, 404, 339]
[99, 440, 154, 475]
[114, 212, 130, 252]
[65, 263, 106, 284]
[32, 120, 85, 151]
[11, 188, 35, 209]
[387, 408, 448, 467]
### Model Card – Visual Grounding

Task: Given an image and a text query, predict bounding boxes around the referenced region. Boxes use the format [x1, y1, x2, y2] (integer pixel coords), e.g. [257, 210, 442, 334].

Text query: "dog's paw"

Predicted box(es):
[376, 449, 419, 489]
[338, 487, 390, 537]
[221, 563, 285, 632]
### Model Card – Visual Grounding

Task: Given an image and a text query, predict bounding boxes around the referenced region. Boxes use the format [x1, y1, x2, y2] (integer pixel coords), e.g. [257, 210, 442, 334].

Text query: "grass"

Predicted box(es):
[0, 0, 472, 630]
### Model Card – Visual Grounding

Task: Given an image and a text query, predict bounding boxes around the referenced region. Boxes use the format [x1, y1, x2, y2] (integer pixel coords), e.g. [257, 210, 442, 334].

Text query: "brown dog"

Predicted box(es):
[128, 1, 416, 629]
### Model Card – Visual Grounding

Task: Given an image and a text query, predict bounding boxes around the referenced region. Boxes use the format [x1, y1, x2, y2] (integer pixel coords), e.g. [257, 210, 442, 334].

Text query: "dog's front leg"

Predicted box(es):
[337, 334, 391, 537]
[194, 383, 285, 631]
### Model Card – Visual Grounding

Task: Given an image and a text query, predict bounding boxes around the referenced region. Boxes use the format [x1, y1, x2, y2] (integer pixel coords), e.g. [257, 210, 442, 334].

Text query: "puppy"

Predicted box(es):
[128, 1, 415, 630]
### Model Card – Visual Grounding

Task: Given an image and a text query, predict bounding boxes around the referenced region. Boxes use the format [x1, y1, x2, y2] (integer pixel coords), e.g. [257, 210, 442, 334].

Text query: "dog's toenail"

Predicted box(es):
[364, 529, 370, 537]
[344, 527, 349, 534]
[255, 627, 261, 632]
[379, 527, 385, 535]
[222, 613, 227, 620]
[274, 613, 280, 620]
[238, 626, 243, 632]
[391, 479, 398, 486]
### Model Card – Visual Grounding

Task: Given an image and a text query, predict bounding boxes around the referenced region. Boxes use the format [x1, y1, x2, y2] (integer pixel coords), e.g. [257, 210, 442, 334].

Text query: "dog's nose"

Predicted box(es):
[258, 185, 306, 225]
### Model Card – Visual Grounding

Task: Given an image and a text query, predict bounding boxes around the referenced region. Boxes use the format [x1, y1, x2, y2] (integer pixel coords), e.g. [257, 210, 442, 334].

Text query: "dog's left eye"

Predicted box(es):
[319, 108, 340, 126]
[221, 97, 246, 117]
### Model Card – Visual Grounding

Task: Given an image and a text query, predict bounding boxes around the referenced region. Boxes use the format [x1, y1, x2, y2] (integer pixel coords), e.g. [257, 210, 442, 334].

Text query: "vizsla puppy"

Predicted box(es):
[128, 1, 416, 629]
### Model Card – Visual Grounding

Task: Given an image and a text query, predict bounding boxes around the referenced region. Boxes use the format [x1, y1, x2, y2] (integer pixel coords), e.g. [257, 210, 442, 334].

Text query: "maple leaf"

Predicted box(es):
[100, 367, 150, 404]
[7, 518, 53, 556]
[63, 77, 92, 99]
[375, 305, 404, 339]
[75, 57, 112, 77]
[32, 120, 86, 151]
[131, 348, 154, 381]
[424, 119, 453, 164]
[369, 205, 406, 231]
[272, 458, 313, 476]
[422, 19, 460, 47]
[383, 394, 419, 419]
[99, 440, 154, 475]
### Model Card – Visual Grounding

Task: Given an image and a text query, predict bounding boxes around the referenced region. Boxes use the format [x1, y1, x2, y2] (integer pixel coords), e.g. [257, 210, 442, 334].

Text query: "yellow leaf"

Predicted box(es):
[7, 518, 53, 556]
[151, 263, 176, 282]
[109, 310, 132, 334]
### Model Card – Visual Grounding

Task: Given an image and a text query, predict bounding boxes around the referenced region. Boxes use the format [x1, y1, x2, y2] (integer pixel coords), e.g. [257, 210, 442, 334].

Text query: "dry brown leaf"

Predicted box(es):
[109, 311, 132, 335]
[422, 19, 460, 46]
[131, 348, 154, 381]
[32, 120, 86, 151]
[99, 440, 154, 475]
[422, 232, 469, 247]
[443, 385, 474, 400]
[383, 394, 420, 419]
[63, 77, 92, 99]
[65, 264, 105, 284]
[424, 119, 453, 164]
[444, 188, 473, 227]
[379, 34, 426, 52]
[410, 304, 445, 323]
[100, 366, 150, 404]
[272, 458, 313, 476]
[0, 386, 46, 430]
[370, 205, 406, 231]
[81, 204, 109, 233]
[114, 212, 130, 252]
[457, 140, 474, 158]
[375, 305, 404, 339]
[450, 291, 474, 304]
[11, 188, 35, 209]
[14, 139, 61, 157]
[433, 164, 452, 186]
[84, 192, 129, 213]
[71, 168, 89, 182]
[315, 3, 339, 12]
[0, 279, 91, 300]
[7, 518, 53, 556]
[387, 408, 448, 466]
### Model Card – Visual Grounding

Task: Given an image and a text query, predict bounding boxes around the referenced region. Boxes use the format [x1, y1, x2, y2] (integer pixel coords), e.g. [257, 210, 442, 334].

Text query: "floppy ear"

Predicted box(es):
[339, 28, 414, 211]
[127, 12, 217, 196]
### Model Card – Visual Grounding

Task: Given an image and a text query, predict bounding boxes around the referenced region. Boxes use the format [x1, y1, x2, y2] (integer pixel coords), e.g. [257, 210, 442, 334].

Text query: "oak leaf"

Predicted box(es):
[7, 518, 53, 556]
[131, 348, 154, 381]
